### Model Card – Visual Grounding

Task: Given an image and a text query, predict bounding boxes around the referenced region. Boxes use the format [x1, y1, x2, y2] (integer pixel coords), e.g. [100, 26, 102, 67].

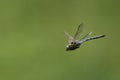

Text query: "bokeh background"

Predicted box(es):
[0, 0, 120, 80]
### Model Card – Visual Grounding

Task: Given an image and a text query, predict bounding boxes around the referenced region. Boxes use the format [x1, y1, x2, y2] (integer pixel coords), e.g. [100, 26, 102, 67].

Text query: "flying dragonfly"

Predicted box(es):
[64, 23, 105, 51]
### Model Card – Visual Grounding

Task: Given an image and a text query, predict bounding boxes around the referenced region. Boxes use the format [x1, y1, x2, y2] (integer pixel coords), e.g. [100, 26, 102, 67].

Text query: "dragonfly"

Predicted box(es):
[64, 23, 105, 51]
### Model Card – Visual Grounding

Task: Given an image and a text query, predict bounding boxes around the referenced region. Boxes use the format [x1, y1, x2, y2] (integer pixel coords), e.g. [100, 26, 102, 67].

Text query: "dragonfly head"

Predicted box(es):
[66, 43, 80, 51]
[66, 42, 76, 51]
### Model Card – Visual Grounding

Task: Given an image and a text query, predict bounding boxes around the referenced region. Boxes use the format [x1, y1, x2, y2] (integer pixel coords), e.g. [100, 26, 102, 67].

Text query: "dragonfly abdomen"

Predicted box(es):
[86, 35, 105, 41]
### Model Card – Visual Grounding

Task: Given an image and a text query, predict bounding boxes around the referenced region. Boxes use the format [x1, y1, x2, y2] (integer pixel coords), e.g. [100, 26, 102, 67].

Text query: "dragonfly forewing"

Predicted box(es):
[74, 23, 84, 40]
[64, 31, 76, 44]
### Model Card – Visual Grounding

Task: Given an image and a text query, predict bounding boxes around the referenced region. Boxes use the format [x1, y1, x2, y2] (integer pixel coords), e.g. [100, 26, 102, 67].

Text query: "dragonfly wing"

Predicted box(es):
[64, 31, 75, 44]
[81, 32, 92, 40]
[74, 23, 84, 39]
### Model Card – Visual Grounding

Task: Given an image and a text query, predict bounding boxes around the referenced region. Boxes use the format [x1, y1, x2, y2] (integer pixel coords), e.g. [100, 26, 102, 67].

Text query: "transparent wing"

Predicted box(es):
[74, 23, 84, 39]
[81, 32, 92, 40]
[64, 31, 75, 44]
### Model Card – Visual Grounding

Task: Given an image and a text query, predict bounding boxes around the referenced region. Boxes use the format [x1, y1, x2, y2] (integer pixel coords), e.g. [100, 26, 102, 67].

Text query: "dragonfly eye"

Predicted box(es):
[71, 42, 76, 45]
[71, 42, 74, 44]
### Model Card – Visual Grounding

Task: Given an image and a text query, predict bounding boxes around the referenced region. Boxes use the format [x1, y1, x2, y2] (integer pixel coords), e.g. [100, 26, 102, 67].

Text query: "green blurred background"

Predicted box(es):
[0, 0, 120, 80]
